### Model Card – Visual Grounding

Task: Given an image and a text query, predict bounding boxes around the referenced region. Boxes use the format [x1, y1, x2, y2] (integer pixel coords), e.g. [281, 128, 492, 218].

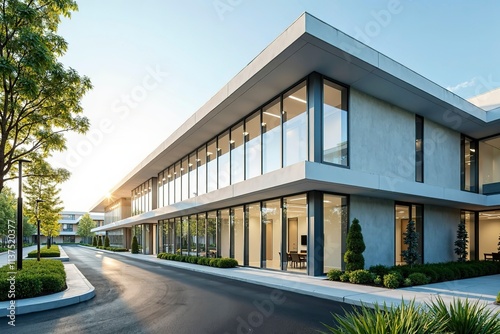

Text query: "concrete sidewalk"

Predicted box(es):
[0, 246, 95, 316]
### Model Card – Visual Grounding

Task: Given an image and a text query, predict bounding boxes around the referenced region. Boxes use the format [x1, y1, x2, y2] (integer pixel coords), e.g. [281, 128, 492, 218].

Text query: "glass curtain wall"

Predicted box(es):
[232, 206, 244, 265]
[323, 194, 348, 272]
[168, 166, 174, 205]
[462, 136, 478, 192]
[231, 122, 245, 184]
[207, 211, 217, 257]
[262, 98, 281, 173]
[247, 202, 261, 267]
[478, 211, 500, 259]
[189, 215, 197, 255]
[181, 217, 189, 255]
[323, 79, 348, 166]
[245, 111, 261, 179]
[207, 139, 217, 192]
[197, 214, 206, 256]
[188, 152, 197, 198]
[181, 158, 189, 201]
[175, 217, 181, 254]
[218, 131, 230, 188]
[197, 145, 207, 196]
[283, 82, 307, 166]
[262, 199, 281, 270]
[174, 162, 181, 203]
[479, 136, 500, 194]
[220, 209, 230, 258]
[461, 210, 476, 260]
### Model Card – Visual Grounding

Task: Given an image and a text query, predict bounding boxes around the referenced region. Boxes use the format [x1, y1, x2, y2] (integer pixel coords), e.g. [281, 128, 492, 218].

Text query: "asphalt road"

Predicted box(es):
[1, 245, 355, 334]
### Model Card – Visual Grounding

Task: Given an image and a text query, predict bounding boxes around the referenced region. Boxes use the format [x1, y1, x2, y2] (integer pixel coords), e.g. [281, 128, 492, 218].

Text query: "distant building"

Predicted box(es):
[91, 13, 500, 276]
[32, 211, 104, 244]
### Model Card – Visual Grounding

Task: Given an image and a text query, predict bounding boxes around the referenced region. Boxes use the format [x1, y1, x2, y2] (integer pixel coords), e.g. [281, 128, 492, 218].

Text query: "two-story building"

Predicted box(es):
[91, 13, 500, 276]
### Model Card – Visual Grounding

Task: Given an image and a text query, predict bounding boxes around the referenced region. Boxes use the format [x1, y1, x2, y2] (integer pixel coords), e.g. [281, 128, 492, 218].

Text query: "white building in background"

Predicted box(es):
[90, 13, 500, 276]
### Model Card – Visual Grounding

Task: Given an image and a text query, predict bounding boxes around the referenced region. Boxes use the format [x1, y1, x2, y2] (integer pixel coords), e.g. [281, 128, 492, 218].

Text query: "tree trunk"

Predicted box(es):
[47, 237, 51, 249]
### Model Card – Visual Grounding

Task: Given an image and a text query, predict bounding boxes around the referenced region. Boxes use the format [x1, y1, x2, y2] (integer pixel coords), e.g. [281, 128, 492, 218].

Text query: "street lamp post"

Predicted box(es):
[35, 199, 44, 262]
[17, 159, 31, 270]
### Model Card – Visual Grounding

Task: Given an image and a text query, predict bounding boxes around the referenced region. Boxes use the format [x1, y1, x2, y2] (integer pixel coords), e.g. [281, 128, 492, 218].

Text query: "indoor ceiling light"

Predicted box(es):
[288, 95, 307, 104]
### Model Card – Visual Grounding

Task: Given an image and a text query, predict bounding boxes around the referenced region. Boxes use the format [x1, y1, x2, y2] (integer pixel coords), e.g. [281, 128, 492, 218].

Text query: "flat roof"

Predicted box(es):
[90, 12, 499, 212]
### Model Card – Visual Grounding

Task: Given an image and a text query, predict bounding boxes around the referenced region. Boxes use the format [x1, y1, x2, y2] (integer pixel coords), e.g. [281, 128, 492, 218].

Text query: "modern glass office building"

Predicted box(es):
[91, 13, 500, 276]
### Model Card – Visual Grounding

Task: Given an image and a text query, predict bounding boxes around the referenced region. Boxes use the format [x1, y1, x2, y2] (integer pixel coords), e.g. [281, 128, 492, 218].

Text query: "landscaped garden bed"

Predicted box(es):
[0, 260, 66, 301]
[156, 252, 238, 268]
[27, 245, 60, 258]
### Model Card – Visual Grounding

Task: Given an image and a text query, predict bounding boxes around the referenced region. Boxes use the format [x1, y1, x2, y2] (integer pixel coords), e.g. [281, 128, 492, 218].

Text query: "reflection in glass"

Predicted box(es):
[245, 111, 261, 179]
[233, 206, 244, 265]
[262, 199, 281, 270]
[189, 152, 197, 198]
[181, 158, 188, 201]
[181, 216, 189, 255]
[323, 80, 348, 166]
[262, 98, 281, 173]
[207, 139, 217, 192]
[247, 202, 261, 267]
[231, 122, 245, 184]
[197, 214, 206, 256]
[168, 166, 174, 205]
[174, 161, 181, 203]
[283, 81, 307, 166]
[197, 145, 207, 196]
[207, 211, 217, 257]
[218, 131, 230, 188]
[220, 209, 230, 258]
[323, 194, 347, 272]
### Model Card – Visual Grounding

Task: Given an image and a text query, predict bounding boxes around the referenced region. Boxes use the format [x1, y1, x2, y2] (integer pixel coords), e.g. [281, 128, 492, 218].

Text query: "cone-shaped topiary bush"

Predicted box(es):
[104, 235, 110, 248]
[131, 235, 139, 254]
[454, 220, 468, 262]
[92, 235, 97, 247]
[344, 218, 365, 271]
[97, 235, 103, 247]
[402, 220, 420, 267]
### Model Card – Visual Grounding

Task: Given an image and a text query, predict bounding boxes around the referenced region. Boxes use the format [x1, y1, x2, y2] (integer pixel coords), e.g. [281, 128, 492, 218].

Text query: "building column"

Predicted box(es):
[307, 191, 324, 276]
[308, 72, 323, 163]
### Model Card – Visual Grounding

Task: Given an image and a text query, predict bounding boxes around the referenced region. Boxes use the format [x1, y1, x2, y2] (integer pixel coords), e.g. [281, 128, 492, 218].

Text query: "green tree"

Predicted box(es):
[97, 235, 102, 247]
[0, 0, 91, 193]
[454, 220, 468, 262]
[104, 235, 110, 248]
[131, 235, 139, 254]
[401, 220, 420, 267]
[77, 213, 95, 244]
[0, 187, 16, 245]
[92, 235, 97, 247]
[344, 218, 365, 271]
[24, 162, 66, 249]
[23, 216, 36, 242]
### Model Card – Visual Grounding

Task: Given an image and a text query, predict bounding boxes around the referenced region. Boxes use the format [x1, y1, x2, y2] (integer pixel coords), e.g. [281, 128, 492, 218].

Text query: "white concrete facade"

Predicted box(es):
[90, 13, 500, 275]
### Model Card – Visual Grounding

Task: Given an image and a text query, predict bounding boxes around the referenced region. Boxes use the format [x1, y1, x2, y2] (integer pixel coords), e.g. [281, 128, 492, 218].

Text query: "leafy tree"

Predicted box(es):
[0, 0, 91, 194]
[77, 213, 95, 244]
[131, 235, 139, 254]
[23, 216, 36, 241]
[104, 235, 110, 248]
[24, 162, 66, 249]
[0, 187, 16, 245]
[402, 220, 420, 267]
[454, 220, 468, 262]
[344, 218, 365, 271]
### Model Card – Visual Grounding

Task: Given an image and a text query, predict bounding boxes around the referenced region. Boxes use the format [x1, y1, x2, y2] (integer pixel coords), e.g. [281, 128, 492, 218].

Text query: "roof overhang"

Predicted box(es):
[90, 12, 498, 213]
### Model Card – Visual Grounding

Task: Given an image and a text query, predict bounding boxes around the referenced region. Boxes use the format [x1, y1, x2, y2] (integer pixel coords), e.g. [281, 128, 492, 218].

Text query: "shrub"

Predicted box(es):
[373, 275, 382, 286]
[219, 258, 238, 268]
[454, 220, 468, 262]
[369, 264, 390, 278]
[497, 292, 500, 304]
[427, 297, 500, 333]
[327, 269, 343, 281]
[97, 236, 103, 247]
[383, 272, 402, 289]
[104, 236, 110, 248]
[209, 258, 221, 267]
[92, 236, 97, 247]
[339, 273, 350, 282]
[348, 270, 374, 284]
[344, 218, 365, 271]
[401, 220, 420, 266]
[27, 245, 60, 258]
[131, 235, 139, 254]
[408, 272, 430, 286]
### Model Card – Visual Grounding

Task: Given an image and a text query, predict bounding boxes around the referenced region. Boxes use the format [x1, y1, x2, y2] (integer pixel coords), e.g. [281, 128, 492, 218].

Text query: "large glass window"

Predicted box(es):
[323, 80, 348, 166]
[168, 166, 174, 205]
[181, 216, 189, 255]
[284, 194, 307, 272]
[189, 215, 197, 255]
[245, 111, 261, 179]
[479, 135, 500, 194]
[462, 136, 478, 192]
[218, 131, 230, 188]
[262, 199, 281, 270]
[461, 210, 476, 260]
[478, 210, 499, 259]
[415, 115, 424, 183]
[283, 81, 307, 166]
[207, 211, 217, 257]
[181, 157, 189, 201]
[197, 145, 207, 196]
[231, 122, 245, 184]
[232, 206, 244, 265]
[174, 161, 181, 203]
[247, 202, 261, 267]
[197, 214, 206, 257]
[207, 139, 217, 192]
[158, 171, 164, 208]
[395, 203, 423, 265]
[219, 209, 230, 258]
[175, 218, 181, 254]
[189, 152, 197, 198]
[262, 98, 281, 173]
[323, 194, 348, 272]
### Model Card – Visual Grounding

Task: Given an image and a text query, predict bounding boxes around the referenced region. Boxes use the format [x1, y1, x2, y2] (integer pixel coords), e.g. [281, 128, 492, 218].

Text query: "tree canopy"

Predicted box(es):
[0, 0, 91, 192]
[77, 212, 95, 244]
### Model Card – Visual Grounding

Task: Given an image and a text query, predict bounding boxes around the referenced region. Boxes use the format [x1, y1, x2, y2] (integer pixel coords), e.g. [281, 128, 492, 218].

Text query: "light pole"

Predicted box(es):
[35, 199, 44, 262]
[17, 159, 31, 270]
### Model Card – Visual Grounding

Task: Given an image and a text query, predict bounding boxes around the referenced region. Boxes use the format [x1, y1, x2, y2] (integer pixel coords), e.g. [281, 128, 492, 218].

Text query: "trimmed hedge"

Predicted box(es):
[27, 245, 60, 258]
[96, 246, 128, 252]
[328, 260, 500, 289]
[157, 252, 238, 268]
[0, 260, 66, 301]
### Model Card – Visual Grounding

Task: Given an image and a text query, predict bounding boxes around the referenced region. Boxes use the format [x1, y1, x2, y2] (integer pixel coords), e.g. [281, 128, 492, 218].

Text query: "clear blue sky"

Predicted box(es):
[51, 0, 500, 211]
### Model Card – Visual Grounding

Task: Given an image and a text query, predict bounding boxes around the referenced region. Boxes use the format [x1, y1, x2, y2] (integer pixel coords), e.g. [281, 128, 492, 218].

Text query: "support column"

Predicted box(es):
[307, 191, 324, 276]
[308, 72, 323, 163]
